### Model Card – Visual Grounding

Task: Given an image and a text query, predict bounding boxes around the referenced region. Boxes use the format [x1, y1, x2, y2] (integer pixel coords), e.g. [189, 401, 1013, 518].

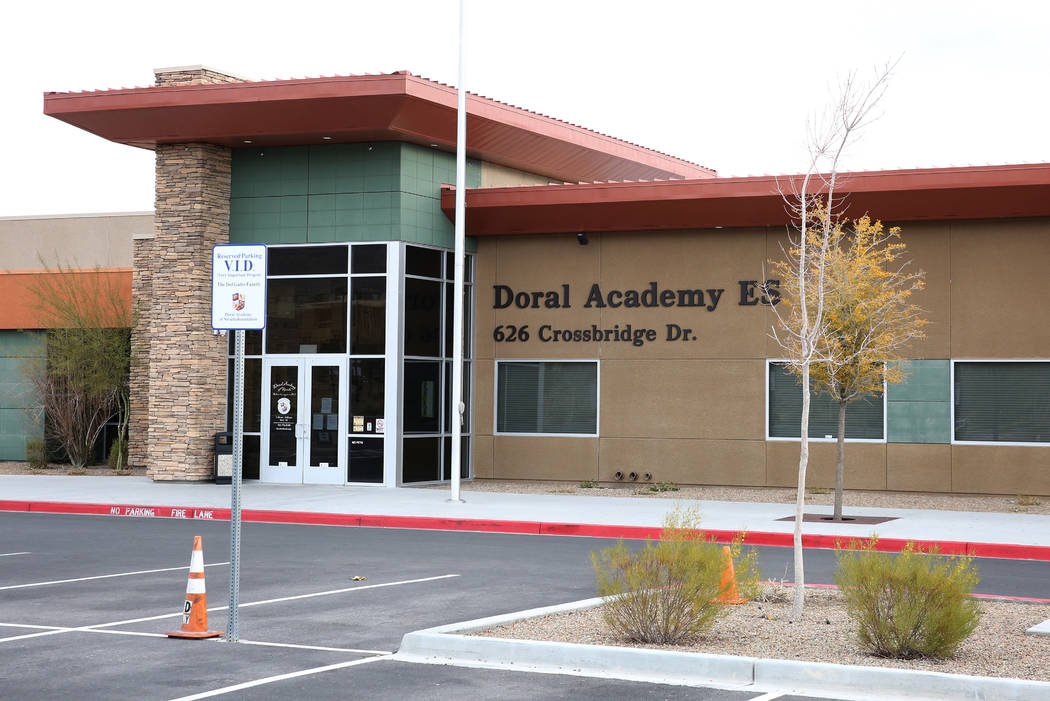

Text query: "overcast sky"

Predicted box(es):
[3, 0, 1047, 217]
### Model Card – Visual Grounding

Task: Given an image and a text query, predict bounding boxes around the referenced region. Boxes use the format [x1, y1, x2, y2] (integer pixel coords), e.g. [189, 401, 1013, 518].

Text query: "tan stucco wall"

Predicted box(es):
[480, 162, 554, 188]
[474, 217, 1050, 495]
[0, 212, 151, 270]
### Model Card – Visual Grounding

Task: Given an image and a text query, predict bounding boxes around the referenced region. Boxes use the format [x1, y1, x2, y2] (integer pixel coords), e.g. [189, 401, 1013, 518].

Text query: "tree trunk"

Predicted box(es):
[833, 398, 846, 521]
[791, 365, 811, 622]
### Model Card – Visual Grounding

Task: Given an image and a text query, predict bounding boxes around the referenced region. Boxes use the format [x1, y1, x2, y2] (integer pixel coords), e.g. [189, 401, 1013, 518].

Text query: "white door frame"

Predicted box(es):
[260, 357, 347, 484]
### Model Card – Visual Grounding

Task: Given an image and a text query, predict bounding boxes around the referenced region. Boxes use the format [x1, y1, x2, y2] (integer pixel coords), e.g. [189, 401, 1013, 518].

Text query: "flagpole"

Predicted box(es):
[449, 0, 467, 504]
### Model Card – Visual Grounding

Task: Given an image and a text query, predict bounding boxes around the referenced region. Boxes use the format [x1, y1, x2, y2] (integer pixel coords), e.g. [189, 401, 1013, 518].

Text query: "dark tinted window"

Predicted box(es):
[351, 245, 387, 274]
[268, 246, 347, 276]
[406, 246, 442, 278]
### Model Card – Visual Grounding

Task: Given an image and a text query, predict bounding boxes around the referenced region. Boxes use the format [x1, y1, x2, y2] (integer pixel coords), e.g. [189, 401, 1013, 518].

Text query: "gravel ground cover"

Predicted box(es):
[0, 461, 144, 477]
[426, 479, 1050, 515]
[477, 587, 1050, 681]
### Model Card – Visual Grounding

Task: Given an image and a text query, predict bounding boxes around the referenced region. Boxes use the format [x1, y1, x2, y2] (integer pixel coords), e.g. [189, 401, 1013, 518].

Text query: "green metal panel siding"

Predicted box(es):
[887, 360, 950, 443]
[0, 330, 45, 460]
[230, 143, 476, 248]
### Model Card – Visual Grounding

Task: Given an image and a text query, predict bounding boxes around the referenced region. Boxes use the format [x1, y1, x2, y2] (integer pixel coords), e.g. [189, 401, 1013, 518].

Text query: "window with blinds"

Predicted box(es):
[954, 362, 1050, 443]
[496, 361, 598, 434]
[767, 362, 884, 439]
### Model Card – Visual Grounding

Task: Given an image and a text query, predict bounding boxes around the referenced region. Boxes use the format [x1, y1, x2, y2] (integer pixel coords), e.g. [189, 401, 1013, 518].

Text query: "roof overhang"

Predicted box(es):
[43, 72, 714, 184]
[440, 163, 1050, 234]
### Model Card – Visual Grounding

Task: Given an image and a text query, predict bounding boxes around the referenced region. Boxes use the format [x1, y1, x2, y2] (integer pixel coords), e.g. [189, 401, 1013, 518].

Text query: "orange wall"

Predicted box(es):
[0, 269, 132, 329]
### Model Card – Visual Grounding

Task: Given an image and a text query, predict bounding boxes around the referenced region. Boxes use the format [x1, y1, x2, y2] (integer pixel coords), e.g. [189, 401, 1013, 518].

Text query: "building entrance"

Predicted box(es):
[260, 357, 347, 484]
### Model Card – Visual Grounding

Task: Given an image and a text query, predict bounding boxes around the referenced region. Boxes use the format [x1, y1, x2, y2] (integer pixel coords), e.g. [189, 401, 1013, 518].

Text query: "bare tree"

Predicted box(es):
[767, 63, 896, 621]
[23, 264, 132, 469]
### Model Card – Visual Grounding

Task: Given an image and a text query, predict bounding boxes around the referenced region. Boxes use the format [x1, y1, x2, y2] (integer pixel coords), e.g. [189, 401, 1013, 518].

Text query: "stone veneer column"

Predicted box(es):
[128, 233, 153, 468]
[144, 66, 242, 480]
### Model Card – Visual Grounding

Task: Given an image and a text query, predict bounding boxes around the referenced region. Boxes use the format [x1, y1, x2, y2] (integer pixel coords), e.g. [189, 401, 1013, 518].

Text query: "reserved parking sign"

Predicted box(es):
[212, 244, 267, 330]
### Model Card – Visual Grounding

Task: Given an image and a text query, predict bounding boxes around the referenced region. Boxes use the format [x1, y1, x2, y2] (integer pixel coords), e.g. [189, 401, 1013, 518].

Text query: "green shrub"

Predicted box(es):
[25, 439, 48, 470]
[107, 436, 129, 471]
[834, 539, 981, 659]
[579, 480, 599, 489]
[648, 481, 680, 492]
[591, 508, 760, 644]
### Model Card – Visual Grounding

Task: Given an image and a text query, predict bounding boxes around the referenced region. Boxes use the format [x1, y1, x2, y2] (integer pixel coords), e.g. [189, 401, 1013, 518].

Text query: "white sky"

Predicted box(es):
[3, 0, 1048, 217]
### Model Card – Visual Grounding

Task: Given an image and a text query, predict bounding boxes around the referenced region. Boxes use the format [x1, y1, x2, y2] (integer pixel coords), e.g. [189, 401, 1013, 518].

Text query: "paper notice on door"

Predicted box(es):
[313, 414, 324, 430]
[320, 397, 333, 413]
[353, 415, 364, 432]
[375, 418, 385, 434]
[326, 413, 338, 430]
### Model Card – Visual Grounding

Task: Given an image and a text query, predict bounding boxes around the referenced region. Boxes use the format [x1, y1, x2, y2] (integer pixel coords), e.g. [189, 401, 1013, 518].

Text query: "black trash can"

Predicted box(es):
[214, 432, 232, 484]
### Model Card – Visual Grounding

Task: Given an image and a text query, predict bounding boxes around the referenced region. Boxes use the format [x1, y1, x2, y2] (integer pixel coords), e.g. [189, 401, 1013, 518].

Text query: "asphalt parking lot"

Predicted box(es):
[1, 512, 1047, 700]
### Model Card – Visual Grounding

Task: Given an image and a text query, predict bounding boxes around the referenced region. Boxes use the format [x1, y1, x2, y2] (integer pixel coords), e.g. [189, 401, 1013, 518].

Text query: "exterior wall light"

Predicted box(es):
[577, 233, 589, 245]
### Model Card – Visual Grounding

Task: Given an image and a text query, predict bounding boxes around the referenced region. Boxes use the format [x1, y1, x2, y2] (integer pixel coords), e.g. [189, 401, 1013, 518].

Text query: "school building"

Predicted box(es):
[3, 65, 1045, 494]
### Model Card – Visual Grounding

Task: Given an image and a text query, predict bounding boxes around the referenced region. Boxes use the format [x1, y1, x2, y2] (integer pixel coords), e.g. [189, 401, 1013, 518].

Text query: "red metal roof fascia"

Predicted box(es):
[43, 74, 714, 182]
[442, 164, 1050, 234]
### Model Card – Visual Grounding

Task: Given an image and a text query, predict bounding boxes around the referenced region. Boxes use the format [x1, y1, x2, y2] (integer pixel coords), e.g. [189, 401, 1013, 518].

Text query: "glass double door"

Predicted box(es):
[261, 358, 346, 484]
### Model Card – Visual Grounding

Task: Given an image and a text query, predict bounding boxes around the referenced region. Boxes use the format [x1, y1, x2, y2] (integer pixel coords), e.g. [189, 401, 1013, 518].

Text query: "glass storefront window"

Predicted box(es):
[404, 278, 441, 357]
[402, 436, 440, 482]
[351, 277, 385, 354]
[351, 245, 387, 274]
[404, 361, 440, 433]
[269, 245, 347, 276]
[406, 246, 442, 277]
[226, 358, 262, 433]
[266, 277, 347, 354]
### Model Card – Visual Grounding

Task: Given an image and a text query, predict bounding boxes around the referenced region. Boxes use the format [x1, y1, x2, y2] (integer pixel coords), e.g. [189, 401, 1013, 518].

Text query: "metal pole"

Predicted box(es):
[226, 329, 244, 641]
[449, 0, 467, 504]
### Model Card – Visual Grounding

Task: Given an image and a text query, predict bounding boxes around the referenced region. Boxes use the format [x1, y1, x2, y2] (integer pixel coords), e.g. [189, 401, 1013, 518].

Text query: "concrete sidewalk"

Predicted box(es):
[1, 474, 1048, 559]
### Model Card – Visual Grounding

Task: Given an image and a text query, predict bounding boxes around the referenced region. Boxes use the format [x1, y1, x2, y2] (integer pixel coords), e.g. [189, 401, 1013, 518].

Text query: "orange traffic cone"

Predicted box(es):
[713, 545, 748, 604]
[167, 535, 222, 639]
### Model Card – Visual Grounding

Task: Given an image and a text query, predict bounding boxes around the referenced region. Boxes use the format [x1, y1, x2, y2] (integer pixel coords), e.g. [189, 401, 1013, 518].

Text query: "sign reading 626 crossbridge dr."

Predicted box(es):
[211, 244, 267, 330]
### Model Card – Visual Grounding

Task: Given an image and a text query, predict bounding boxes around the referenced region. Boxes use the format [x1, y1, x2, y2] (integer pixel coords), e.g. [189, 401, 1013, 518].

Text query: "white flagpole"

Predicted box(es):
[449, 0, 467, 504]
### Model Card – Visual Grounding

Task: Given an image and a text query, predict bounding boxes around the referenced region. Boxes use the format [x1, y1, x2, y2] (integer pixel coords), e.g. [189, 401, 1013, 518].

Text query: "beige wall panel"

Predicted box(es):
[491, 233, 602, 358]
[473, 239, 498, 359]
[598, 229, 771, 360]
[473, 360, 494, 436]
[763, 228, 793, 359]
[493, 436, 598, 481]
[765, 441, 887, 490]
[471, 434, 494, 479]
[600, 359, 765, 439]
[894, 221, 949, 359]
[480, 162, 552, 188]
[599, 438, 765, 486]
[950, 219, 1050, 357]
[951, 445, 1050, 495]
[886, 443, 952, 492]
[0, 213, 152, 269]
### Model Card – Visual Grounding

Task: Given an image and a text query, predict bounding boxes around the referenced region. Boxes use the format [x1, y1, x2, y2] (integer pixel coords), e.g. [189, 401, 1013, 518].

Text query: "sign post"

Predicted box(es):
[211, 244, 266, 643]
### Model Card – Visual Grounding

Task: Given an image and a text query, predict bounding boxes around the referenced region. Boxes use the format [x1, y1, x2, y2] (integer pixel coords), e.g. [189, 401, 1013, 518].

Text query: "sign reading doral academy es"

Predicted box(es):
[492, 280, 780, 348]
[212, 244, 267, 330]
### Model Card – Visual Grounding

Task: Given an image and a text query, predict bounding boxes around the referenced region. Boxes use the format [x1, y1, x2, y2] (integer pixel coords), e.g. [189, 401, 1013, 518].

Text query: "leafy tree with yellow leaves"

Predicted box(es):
[777, 214, 926, 522]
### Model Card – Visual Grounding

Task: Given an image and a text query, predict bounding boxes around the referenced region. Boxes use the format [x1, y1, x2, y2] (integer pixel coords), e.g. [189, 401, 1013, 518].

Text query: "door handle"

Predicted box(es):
[295, 424, 309, 439]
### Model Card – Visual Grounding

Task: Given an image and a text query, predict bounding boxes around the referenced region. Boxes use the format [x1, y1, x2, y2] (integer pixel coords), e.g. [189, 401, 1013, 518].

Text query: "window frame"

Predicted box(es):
[493, 359, 600, 437]
[764, 359, 887, 443]
[950, 359, 1050, 447]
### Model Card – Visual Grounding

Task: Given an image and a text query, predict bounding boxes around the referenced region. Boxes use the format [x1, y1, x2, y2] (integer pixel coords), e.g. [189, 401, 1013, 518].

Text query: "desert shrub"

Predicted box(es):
[591, 508, 760, 644]
[25, 439, 49, 470]
[579, 480, 598, 489]
[648, 481, 680, 492]
[107, 436, 129, 471]
[835, 539, 981, 659]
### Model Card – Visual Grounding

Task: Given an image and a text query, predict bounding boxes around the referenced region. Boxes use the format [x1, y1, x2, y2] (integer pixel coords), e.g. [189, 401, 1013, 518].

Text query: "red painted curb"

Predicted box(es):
[3, 499, 1050, 562]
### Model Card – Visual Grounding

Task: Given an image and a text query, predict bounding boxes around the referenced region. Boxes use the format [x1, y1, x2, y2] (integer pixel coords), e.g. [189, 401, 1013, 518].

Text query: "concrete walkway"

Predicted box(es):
[1, 474, 1048, 558]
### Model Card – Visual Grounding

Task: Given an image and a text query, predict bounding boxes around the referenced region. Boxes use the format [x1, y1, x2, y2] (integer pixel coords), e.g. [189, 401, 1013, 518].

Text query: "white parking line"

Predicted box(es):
[167, 655, 392, 701]
[0, 552, 31, 557]
[0, 561, 230, 591]
[0, 623, 391, 653]
[747, 693, 785, 701]
[0, 574, 459, 644]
